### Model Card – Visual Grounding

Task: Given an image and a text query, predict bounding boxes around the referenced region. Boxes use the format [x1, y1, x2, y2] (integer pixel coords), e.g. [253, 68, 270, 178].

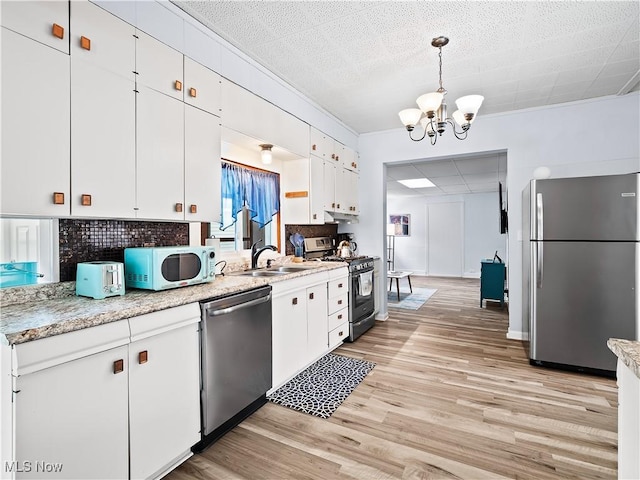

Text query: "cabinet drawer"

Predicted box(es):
[329, 322, 348, 349]
[328, 308, 347, 331]
[328, 277, 348, 298]
[328, 292, 348, 315]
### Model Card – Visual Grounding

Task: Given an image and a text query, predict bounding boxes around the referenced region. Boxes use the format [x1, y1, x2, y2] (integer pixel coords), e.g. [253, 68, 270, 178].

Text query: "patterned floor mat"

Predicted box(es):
[267, 353, 376, 419]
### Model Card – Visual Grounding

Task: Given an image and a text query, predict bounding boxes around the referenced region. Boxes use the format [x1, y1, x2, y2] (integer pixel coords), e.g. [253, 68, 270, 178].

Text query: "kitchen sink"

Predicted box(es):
[269, 266, 314, 272]
[230, 270, 289, 277]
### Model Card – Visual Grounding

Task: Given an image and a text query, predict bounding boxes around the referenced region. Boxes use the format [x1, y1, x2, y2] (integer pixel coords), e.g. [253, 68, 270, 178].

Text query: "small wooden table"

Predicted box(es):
[388, 271, 412, 301]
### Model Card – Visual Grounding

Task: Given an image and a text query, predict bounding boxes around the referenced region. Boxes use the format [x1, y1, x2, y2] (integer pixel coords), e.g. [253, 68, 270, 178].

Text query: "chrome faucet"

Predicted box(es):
[251, 241, 277, 269]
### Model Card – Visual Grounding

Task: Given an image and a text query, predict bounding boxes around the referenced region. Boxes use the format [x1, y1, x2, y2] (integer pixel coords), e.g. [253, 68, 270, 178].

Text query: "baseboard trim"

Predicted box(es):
[376, 311, 389, 321]
[507, 330, 529, 341]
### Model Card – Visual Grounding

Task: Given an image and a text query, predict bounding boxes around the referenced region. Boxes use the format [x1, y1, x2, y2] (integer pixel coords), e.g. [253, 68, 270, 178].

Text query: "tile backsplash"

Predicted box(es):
[284, 224, 338, 256]
[59, 219, 189, 282]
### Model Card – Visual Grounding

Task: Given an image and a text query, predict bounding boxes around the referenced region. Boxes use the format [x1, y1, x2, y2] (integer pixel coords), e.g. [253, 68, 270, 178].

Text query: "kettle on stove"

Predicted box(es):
[338, 240, 352, 258]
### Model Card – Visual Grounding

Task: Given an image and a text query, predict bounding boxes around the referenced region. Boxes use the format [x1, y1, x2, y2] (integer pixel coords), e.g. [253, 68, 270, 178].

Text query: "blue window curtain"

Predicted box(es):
[220, 162, 280, 229]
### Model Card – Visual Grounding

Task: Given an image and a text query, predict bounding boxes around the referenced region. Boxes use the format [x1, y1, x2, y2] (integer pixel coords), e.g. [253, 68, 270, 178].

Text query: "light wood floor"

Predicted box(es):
[167, 276, 618, 480]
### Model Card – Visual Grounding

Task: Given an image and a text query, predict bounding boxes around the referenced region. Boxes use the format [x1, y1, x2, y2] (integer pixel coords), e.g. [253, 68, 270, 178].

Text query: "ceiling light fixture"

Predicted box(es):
[398, 178, 435, 188]
[259, 144, 273, 164]
[398, 36, 484, 146]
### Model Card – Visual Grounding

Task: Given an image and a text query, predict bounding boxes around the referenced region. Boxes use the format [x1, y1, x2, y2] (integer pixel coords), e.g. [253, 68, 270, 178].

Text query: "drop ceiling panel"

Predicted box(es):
[414, 161, 460, 178]
[455, 156, 501, 174]
[386, 165, 423, 181]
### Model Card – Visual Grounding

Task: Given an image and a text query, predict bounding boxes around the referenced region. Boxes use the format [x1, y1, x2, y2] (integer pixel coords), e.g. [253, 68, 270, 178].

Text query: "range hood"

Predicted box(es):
[324, 211, 359, 224]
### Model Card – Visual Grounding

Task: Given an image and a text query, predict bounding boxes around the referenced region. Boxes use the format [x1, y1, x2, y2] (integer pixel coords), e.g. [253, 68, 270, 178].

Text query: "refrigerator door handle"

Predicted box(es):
[536, 193, 543, 288]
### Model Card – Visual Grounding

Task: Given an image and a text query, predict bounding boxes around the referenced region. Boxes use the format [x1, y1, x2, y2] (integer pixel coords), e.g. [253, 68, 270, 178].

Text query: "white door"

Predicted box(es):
[184, 104, 221, 223]
[271, 289, 307, 389]
[1, 29, 71, 217]
[427, 202, 463, 277]
[129, 324, 201, 480]
[14, 346, 129, 479]
[136, 86, 184, 220]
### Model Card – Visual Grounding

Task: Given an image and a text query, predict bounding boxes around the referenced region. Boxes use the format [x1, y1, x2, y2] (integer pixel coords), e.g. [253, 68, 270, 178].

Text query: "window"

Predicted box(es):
[208, 161, 280, 252]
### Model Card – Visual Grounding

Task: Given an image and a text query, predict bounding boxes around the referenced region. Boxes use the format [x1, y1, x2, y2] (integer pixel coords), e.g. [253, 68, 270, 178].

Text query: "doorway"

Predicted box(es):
[426, 202, 463, 276]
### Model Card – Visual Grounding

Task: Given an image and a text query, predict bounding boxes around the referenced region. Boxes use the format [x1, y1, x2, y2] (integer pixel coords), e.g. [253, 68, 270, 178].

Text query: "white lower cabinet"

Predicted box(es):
[12, 304, 201, 480]
[14, 343, 130, 479]
[271, 272, 329, 390]
[617, 359, 640, 479]
[270, 269, 349, 392]
[306, 283, 329, 364]
[129, 316, 200, 479]
[271, 284, 309, 389]
[328, 270, 349, 349]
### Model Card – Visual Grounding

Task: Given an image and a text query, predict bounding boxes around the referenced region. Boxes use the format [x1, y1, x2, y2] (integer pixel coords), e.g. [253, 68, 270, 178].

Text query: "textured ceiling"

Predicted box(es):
[386, 151, 507, 197]
[173, 1, 639, 134]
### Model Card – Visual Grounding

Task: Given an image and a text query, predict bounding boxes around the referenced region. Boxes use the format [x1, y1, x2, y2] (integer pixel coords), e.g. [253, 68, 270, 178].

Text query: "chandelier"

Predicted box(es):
[398, 36, 484, 145]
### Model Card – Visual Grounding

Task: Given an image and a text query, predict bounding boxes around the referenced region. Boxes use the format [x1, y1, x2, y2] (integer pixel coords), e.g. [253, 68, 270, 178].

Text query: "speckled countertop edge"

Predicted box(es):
[607, 338, 640, 380]
[0, 262, 346, 346]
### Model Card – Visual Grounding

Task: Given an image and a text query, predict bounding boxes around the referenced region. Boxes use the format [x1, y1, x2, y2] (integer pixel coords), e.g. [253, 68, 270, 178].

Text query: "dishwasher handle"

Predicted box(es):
[205, 292, 272, 317]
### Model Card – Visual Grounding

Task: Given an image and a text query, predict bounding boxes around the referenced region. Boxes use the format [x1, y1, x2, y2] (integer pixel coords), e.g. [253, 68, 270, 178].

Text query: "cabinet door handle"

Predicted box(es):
[331, 154, 335, 160]
[337, 299, 343, 305]
[113, 359, 124, 374]
[189, 87, 197, 97]
[189, 204, 197, 214]
[336, 204, 340, 209]
[338, 314, 342, 320]
[292, 297, 298, 305]
[309, 292, 314, 300]
[52, 23, 64, 39]
[80, 36, 91, 50]
[336, 155, 340, 161]
[175, 80, 183, 91]
[338, 283, 343, 288]
[312, 144, 317, 151]
[312, 213, 317, 220]
[332, 203, 336, 208]
[138, 351, 148, 365]
[338, 330, 344, 337]
[175, 203, 183, 213]
[81, 194, 92, 206]
[53, 192, 65, 205]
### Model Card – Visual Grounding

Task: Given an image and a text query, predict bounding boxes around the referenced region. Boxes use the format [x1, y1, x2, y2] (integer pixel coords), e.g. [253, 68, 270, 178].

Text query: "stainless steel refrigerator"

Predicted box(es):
[522, 172, 638, 375]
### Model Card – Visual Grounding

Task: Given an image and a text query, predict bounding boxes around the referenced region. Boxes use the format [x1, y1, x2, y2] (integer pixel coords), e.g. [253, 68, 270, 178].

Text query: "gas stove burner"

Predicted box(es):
[322, 255, 368, 262]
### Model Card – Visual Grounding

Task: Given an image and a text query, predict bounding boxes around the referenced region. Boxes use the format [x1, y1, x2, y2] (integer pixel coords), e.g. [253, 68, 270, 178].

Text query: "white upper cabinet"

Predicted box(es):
[222, 79, 309, 157]
[1, 0, 69, 54]
[70, 1, 136, 218]
[70, 1, 134, 77]
[184, 105, 222, 223]
[342, 146, 359, 172]
[184, 56, 221, 116]
[323, 160, 337, 212]
[281, 157, 323, 225]
[135, 30, 184, 100]
[309, 127, 334, 161]
[136, 86, 185, 221]
[1, 28, 71, 217]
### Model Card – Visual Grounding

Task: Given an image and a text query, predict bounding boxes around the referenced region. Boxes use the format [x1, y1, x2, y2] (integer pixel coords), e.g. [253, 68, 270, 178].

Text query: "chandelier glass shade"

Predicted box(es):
[398, 37, 484, 145]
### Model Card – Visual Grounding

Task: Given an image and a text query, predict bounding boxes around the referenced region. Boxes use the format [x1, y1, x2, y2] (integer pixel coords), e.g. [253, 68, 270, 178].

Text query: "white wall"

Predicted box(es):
[387, 193, 506, 277]
[356, 93, 640, 338]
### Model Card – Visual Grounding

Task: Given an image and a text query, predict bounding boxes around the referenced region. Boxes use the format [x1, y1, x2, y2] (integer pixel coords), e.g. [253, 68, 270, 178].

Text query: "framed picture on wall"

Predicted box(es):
[389, 214, 410, 236]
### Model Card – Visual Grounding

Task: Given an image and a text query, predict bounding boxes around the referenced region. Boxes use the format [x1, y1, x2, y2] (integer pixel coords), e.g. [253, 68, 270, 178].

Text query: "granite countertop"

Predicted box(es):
[607, 338, 640, 380]
[0, 261, 345, 346]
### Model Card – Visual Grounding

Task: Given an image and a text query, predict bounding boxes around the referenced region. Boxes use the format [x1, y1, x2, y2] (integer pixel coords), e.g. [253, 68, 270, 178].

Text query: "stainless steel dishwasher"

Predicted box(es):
[194, 285, 272, 452]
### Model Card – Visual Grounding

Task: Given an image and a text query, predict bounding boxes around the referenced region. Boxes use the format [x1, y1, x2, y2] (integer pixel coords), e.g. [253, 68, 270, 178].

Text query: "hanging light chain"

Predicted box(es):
[438, 46, 444, 92]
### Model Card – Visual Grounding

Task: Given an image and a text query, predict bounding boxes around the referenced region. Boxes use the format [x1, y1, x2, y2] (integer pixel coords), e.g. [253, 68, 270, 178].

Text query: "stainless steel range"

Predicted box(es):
[304, 237, 376, 342]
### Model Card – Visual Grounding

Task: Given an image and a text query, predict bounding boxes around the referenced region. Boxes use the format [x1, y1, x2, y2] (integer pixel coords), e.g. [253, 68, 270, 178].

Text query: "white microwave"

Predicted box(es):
[124, 246, 216, 291]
